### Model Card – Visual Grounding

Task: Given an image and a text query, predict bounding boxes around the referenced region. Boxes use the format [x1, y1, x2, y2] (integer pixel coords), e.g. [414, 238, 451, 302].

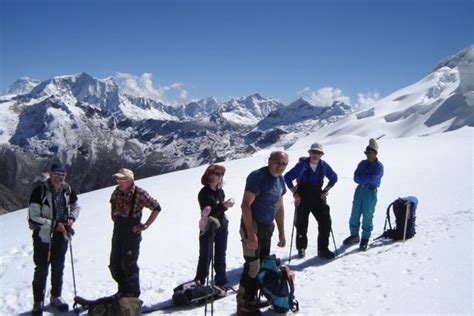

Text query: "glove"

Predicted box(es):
[198, 206, 211, 232]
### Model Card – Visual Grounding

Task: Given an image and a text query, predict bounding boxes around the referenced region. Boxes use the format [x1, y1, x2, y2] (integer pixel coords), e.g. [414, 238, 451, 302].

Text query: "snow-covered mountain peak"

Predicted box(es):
[434, 44, 474, 70]
[28, 72, 119, 101]
[221, 94, 284, 125]
[5, 77, 41, 95]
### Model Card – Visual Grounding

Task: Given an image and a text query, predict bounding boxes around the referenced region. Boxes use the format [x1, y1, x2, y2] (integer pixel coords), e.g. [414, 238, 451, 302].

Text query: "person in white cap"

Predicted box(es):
[284, 143, 338, 259]
[343, 138, 384, 251]
[109, 168, 162, 298]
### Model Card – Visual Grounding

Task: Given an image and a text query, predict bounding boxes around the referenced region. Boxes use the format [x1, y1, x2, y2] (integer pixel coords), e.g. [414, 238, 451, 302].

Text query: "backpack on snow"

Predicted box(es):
[172, 280, 218, 306]
[74, 295, 142, 316]
[257, 255, 299, 314]
[382, 196, 418, 240]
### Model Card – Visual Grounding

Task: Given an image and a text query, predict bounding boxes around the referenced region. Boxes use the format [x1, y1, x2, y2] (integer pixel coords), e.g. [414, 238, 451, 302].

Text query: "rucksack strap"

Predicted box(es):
[384, 201, 395, 231]
[128, 189, 137, 218]
[282, 267, 299, 313]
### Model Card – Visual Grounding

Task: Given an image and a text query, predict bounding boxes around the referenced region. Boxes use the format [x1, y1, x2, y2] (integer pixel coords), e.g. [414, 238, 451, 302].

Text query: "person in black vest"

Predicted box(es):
[28, 162, 80, 314]
[109, 168, 162, 298]
[194, 164, 235, 294]
[284, 143, 338, 259]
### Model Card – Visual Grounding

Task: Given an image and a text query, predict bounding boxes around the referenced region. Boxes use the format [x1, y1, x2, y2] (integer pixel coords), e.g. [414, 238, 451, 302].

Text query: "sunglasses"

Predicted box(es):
[309, 150, 323, 155]
[52, 172, 65, 177]
[364, 150, 376, 155]
[116, 177, 129, 182]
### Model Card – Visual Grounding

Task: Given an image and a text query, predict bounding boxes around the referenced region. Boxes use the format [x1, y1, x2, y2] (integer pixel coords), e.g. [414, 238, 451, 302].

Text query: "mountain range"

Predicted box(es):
[0, 44, 472, 213]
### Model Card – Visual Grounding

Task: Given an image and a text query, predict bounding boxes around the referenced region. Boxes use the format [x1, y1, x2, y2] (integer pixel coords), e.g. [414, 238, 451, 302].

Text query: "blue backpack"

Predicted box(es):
[257, 255, 299, 314]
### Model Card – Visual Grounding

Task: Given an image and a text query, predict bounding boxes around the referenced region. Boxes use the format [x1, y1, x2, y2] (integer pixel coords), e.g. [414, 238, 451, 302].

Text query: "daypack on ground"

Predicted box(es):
[74, 295, 142, 316]
[172, 280, 218, 306]
[257, 255, 299, 314]
[382, 196, 418, 240]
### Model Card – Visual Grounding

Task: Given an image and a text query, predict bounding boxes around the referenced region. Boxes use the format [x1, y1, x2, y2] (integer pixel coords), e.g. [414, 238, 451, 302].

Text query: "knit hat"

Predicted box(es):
[309, 142, 324, 154]
[113, 168, 134, 180]
[366, 138, 379, 153]
[50, 162, 66, 173]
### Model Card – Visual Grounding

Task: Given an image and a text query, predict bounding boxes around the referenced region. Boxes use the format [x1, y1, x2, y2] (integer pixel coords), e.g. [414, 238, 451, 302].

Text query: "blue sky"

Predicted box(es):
[1, 0, 472, 105]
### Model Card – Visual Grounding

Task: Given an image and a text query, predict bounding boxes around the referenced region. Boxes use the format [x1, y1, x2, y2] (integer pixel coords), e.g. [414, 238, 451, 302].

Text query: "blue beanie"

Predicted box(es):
[50, 162, 66, 173]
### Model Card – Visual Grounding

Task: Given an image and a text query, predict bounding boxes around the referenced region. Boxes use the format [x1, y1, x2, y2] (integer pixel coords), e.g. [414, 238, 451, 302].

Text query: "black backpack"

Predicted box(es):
[382, 196, 418, 240]
[172, 281, 217, 306]
[256, 255, 299, 314]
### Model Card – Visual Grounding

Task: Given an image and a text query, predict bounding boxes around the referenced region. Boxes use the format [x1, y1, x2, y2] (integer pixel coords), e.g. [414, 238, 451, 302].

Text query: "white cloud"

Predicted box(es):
[355, 91, 380, 108]
[297, 86, 351, 106]
[113, 72, 189, 106]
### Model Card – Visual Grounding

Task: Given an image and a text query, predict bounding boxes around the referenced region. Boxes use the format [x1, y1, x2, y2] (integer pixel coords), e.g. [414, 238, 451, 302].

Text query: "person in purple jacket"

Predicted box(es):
[284, 142, 338, 259]
[343, 138, 384, 251]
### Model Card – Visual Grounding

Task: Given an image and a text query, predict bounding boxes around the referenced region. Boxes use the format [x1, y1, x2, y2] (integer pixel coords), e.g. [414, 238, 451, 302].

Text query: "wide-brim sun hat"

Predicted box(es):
[308, 142, 324, 154]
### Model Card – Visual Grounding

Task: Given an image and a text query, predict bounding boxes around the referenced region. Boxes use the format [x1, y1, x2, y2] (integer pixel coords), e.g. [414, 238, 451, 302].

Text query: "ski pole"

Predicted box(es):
[68, 233, 78, 299]
[402, 201, 411, 242]
[64, 226, 77, 298]
[204, 222, 216, 316]
[288, 207, 296, 264]
[330, 227, 338, 257]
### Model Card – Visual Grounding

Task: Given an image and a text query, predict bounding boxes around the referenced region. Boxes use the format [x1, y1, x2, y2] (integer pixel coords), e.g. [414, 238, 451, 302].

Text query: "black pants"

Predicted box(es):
[32, 230, 68, 302]
[109, 220, 142, 297]
[238, 220, 274, 301]
[295, 187, 332, 251]
[195, 221, 228, 286]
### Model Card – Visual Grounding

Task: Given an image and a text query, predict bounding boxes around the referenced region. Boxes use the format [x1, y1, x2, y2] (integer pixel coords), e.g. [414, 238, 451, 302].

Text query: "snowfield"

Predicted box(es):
[0, 127, 472, 315]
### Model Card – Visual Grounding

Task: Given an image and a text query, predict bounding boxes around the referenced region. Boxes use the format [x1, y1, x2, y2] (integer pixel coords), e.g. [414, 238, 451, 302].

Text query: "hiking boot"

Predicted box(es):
[214, 284, 227, 297]
[237, 302, 262, 316]
[32, 301, 43, 313]
[359, 238, 369, 251]
[343, 235, 360, 246]
[50, 296, 69, 312]
[318, 248, 336, 259]
[297, 248, 306, 258]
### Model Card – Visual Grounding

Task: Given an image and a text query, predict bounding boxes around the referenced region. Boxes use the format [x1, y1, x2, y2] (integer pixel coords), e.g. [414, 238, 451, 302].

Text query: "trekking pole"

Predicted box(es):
[330, 227, 338, 257]
[67, 229, 78, 299]
[204, 223, 216, 316]
[402, 201, 411, 242]
[288, 207, 297, 264]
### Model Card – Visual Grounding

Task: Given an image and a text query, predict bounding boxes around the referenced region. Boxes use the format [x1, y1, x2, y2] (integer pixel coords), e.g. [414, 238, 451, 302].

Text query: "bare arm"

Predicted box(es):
[133, 209, 160, 233]
[275, 196, 286, 247]
[241, 190, 258, 250]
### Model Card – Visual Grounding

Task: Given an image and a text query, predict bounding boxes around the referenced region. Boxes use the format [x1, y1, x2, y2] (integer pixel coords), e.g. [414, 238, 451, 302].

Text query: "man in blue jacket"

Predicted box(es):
[284, 143, 338, 259]
[343, 138, 384, 251]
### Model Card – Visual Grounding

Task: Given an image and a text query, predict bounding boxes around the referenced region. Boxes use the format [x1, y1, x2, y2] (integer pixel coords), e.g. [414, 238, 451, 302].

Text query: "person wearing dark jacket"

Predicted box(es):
[109, 168, 162, 298]
[194, 164, 234, 293]
[284, 142, 338, 259]
[343, 138, 384, 251]
[29, 162, 80, 314]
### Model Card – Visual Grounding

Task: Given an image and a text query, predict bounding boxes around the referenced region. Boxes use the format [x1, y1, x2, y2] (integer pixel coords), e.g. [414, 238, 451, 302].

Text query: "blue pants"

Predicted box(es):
[349, 185, 378, 240]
